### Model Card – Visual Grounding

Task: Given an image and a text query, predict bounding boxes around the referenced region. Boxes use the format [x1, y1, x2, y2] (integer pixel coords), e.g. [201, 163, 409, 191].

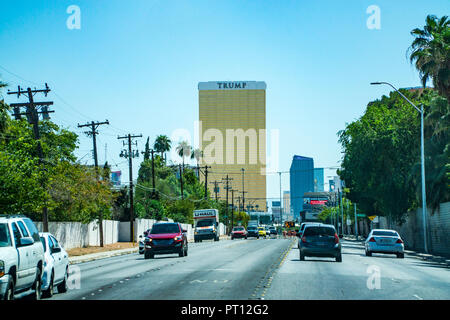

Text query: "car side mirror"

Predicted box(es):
[182, 229, 187, 233]
[19, 237, 34, 246]
[339, 234, 343, 239]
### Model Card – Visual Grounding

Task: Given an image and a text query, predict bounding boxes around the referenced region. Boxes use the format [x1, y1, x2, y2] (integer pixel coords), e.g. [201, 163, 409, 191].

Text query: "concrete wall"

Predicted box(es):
[35, 220, 119, 250]
[377, 202, 450, 257]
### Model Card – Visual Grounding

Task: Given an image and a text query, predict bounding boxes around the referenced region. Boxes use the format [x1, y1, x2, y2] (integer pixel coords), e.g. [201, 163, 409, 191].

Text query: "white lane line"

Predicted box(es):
[413, 294, 423, 300]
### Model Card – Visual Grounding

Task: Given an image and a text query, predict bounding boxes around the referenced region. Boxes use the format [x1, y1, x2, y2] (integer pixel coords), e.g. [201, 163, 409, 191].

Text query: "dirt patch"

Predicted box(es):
[67, 242, 138, 257]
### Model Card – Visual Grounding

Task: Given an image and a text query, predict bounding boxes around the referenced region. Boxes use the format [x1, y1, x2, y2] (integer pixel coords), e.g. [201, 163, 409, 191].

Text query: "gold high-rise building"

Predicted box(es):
[198, 81, 267, 212]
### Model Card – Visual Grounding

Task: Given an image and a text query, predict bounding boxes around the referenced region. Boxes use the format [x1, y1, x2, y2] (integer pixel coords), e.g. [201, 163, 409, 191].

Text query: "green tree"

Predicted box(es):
[409, 15, 450, 102]
[176, 140, 191, 169]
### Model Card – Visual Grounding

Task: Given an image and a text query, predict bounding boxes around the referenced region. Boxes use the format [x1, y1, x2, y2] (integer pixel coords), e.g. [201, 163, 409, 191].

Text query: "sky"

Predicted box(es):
[0, 0, 449, 203]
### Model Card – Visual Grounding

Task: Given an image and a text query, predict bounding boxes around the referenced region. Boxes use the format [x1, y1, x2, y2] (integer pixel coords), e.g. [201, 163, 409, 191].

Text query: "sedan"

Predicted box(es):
[365, 229, 404, 258]
[258, 227, 267, 238]
[39, 233, 69, 298]
[231, 226, 247, 240]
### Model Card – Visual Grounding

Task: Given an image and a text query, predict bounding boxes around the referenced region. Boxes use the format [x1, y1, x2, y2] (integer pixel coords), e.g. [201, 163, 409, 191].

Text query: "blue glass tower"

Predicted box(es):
[314, 168, 324, 192]
[290, 155, 314, 220]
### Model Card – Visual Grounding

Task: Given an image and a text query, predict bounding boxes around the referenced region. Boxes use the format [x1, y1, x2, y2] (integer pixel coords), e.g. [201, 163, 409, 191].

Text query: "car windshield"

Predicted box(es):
[247, 227, 257, 230]
[233, 227, 244, 231]
[373, 230, 398, 237]
[0, 223, 11, 247]
[150, 223, 179, 234]
[196, 219, 215, 227]
[304, 227, 335, 236]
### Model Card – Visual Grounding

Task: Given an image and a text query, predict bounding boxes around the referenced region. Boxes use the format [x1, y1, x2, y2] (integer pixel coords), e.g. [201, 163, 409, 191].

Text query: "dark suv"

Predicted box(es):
[298, 224, 342, 262]
[144, 222, 188, 259]
[246, 226, 259, 239]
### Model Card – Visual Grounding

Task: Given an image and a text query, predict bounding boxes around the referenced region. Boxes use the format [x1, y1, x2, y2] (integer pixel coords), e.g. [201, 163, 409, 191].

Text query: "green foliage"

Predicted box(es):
[409, 15, 450, 102]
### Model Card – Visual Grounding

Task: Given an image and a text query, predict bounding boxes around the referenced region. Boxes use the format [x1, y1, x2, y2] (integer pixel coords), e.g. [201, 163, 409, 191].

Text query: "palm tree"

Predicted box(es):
[409, 15, 450, 102]
[153, 135, 171, 162]
[176, 141, 191, 169]
[191, 148, 203, 167]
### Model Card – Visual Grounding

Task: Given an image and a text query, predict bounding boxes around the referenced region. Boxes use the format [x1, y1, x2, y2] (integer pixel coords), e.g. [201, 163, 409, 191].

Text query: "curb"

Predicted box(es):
[69, 247, 138, 265]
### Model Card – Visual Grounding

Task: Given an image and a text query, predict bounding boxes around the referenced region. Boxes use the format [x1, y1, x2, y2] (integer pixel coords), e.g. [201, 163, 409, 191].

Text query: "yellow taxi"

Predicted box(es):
[258, 226, 267, 238]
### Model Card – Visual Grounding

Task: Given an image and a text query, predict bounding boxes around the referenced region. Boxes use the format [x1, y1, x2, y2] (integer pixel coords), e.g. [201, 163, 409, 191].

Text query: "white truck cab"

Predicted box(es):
[193, 209, 220, 243]
[0, 215, 44, 300]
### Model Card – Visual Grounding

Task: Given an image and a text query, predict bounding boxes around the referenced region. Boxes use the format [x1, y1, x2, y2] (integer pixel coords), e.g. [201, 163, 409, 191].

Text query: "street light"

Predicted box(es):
[371, 81, 428, 253]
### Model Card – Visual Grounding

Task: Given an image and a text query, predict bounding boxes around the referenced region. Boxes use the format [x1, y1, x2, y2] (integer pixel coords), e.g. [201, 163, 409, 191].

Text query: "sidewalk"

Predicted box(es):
[343, 235, 450, 267]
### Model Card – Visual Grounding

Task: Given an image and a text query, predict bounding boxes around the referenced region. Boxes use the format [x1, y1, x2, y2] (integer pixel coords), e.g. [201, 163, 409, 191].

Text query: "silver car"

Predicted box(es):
[365, 229, 404, 258]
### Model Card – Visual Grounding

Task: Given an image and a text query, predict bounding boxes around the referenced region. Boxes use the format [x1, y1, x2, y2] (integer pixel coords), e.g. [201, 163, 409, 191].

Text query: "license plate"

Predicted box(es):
[155, 240, 171, 245]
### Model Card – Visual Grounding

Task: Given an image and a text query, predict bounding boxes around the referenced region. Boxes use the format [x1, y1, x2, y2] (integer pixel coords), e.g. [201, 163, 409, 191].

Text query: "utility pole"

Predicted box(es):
[197, 165, 211, 199]
[78, 120, 109, 247]
[231, 189, 237, 229]
[241, 168, 245, 213]
[222, 175, 233, 233]
[210, 180, 222, 202]
[354, 203, 358, 240]
[279, 172, 282, 225]
[118, 133, 142, 242]
[8, 84, 53, 232]
[150, 149, 156, 198]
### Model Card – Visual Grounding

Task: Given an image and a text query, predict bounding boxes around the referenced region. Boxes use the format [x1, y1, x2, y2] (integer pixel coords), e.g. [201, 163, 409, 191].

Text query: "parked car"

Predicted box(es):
[365, 229, 404, 258]
[231, 226, 247, 240]
[144, 222, 188, 259]
[39, 233, 69, 298]
[246, 226, 259, 239]
[0, 215, 45, 300]
[258, 226, 267, 238]
[298, 224, 342, 262]
[297, 222, 322, 248]
[269, 226, 277, 236]
[139, 229, 151, 254]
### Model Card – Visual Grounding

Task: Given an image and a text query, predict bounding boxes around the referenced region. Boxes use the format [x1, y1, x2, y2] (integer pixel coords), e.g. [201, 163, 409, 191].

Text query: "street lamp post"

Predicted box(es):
[371, 81, 428, 253]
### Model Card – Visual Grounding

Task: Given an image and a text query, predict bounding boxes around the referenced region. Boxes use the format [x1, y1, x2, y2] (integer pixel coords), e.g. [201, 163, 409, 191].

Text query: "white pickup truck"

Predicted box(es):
[0, 215, 44, 300]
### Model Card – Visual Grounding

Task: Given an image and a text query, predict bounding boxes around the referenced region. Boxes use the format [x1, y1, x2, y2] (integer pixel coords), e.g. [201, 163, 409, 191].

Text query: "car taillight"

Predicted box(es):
[334, 233, 339, 244]
[396, 238, 403, 244]
[369, 237, 376, 242]
[301, 236, 306, 243]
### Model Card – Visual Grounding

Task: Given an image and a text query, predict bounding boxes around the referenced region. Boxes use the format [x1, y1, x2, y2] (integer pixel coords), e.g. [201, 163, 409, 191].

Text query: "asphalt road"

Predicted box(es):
[46, 237, 449, 300]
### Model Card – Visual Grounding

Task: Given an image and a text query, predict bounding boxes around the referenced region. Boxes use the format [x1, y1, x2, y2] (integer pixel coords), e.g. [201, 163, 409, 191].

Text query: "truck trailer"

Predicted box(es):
[193, 209, 220, 242]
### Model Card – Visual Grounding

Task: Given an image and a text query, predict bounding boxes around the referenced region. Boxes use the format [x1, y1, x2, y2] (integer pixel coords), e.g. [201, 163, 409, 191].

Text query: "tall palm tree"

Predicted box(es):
[153, 135, 171, 162]
[176, 141, 191, 169]
[409, 15, 450, 101]
[191, 148, 203, 167]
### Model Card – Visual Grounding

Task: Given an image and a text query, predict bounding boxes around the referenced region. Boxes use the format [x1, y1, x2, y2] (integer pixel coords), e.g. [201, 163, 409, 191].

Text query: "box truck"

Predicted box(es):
[193, 209, 219, 242]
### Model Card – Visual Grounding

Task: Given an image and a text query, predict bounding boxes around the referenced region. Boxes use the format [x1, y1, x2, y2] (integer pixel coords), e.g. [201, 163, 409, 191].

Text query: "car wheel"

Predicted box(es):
[336, 253, 342, 263]
[57, 268, 68, 293]
[185, 247, 188, 257]
[231, 237, 234, 240]
[144, 251, 153, 259]
[245, 236, 247, 239]
[179, 247, 185, 257]
[397, 253, 404, 259]
[4, 276, 14, 300]
[365, 250, 372, 257]
[43, 271, 54, 298]
[30, 270, 42, 300]
[300, 252, 305, 261]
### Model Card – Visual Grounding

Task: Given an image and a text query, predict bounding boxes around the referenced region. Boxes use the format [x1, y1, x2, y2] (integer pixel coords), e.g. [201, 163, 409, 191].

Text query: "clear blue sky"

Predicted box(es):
[0, 0, 448, 202]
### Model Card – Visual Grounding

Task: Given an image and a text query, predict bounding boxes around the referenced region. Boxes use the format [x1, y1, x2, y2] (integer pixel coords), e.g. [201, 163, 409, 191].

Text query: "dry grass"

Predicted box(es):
[67, 242, 138, 257]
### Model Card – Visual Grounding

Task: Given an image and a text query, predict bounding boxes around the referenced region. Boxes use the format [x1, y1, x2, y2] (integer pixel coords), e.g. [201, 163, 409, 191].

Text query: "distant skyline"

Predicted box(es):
[1, 0, 448, 203]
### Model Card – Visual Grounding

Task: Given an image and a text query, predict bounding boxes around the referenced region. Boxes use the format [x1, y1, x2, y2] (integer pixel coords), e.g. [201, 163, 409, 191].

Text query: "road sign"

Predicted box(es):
[357, 214, 366, 218]
[368, 215, 377, 221]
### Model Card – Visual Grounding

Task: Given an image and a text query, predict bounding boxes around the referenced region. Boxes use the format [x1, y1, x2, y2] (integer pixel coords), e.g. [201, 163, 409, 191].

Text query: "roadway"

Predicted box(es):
[46, 237, 449, 300]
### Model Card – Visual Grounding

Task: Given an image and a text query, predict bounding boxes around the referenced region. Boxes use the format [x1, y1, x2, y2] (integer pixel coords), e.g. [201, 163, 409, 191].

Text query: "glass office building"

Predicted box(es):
[290, 155, 314, 220]
[313, 168, 324, 192]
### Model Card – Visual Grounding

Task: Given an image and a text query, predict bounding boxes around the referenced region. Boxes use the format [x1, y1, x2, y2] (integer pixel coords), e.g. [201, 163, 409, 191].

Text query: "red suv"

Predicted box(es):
[144, 222, 188, 259]
[231, 226, 247, 240]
